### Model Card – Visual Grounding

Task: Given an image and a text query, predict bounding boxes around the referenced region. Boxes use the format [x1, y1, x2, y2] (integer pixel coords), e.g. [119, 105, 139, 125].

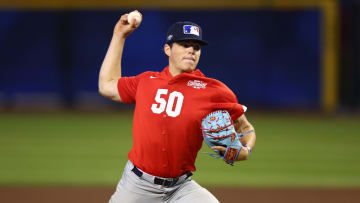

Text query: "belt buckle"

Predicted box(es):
[154, 177, 166, 187]
[160, 179, 167, 187]
[155, 177, 179, 187]
[168, 178, 178, 187]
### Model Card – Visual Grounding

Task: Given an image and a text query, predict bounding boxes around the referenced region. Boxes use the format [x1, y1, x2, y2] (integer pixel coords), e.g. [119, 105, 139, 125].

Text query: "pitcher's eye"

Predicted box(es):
[193, 44, 201, 51]
[179, 42, 190, 48]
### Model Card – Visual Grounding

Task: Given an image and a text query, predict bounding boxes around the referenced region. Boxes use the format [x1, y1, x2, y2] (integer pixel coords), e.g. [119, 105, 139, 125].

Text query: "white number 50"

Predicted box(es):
[151, 89, 184, 117]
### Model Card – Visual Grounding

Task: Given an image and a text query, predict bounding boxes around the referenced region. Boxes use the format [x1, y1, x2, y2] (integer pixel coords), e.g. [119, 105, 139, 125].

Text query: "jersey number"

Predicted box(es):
[151, 89, 184, 117]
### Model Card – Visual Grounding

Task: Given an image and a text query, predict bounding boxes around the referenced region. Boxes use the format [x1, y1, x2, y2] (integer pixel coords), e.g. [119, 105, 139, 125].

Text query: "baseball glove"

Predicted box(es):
[201, 110, 243, 165]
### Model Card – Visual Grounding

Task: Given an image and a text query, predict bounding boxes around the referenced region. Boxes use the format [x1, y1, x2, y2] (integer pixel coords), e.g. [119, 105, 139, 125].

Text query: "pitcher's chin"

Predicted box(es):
[183, 65, 197, 72]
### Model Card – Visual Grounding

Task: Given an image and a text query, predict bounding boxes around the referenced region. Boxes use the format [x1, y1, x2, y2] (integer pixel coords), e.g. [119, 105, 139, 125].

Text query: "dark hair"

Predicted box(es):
[166, 42, 174, 48]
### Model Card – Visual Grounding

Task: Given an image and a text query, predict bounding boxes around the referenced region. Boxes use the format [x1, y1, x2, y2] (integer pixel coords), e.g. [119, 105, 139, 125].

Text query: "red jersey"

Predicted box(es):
[117, 67, 246, 178]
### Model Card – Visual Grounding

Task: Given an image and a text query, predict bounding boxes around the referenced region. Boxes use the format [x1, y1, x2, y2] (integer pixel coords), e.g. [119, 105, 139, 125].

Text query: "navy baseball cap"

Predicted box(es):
[166, 21, 208, 46]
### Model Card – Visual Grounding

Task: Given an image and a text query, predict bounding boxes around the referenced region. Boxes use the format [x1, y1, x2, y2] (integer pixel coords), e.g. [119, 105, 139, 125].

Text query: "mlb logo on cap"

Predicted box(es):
[183, 25, 200, 36]
[166, 21, 208, 45]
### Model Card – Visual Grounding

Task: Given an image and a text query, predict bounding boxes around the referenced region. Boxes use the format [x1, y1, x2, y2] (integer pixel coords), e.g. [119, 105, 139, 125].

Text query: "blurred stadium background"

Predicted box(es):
[0, 0, 359, 202]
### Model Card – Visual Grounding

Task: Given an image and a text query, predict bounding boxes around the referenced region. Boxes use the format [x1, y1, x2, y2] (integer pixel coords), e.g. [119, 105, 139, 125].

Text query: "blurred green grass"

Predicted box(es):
[0, 111, 359, 187]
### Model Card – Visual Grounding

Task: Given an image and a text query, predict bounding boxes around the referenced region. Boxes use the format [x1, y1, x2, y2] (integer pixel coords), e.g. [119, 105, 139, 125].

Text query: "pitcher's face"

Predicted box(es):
[165, 41, 201, 76]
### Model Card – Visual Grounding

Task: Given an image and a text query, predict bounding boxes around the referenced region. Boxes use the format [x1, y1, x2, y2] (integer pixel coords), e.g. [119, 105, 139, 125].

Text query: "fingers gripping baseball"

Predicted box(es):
[127, 11, 142, 27]
[114, 10, 142, 38]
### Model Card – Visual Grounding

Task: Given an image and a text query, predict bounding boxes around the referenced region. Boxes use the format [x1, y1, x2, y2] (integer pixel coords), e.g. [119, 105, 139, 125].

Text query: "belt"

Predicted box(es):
[131, 166, 192, 187]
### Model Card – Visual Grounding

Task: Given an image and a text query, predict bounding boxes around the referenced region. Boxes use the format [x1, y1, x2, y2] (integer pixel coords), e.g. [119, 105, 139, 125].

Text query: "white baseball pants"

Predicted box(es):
[109, 160, 219, 203]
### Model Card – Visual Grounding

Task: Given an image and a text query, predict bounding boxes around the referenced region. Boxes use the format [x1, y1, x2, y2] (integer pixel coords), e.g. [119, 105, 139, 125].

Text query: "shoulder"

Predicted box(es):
[203, 76, 238, 101]
[120, 70, 160, 86]
[134, 70, 160, 80]
[138, 71, 155, 77]
[203, 76, 232, 91]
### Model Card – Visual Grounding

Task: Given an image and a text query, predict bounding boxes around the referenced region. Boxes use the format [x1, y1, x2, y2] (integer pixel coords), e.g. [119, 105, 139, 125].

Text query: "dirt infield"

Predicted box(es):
[1, 186, 359, 203]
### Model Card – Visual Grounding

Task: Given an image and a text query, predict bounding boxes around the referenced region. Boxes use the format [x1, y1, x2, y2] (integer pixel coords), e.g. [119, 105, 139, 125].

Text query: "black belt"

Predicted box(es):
[131, 166, 192, 187]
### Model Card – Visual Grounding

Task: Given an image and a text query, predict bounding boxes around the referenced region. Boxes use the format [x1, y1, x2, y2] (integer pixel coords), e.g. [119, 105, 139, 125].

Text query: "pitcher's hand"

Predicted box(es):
[114, 10, 142, 38]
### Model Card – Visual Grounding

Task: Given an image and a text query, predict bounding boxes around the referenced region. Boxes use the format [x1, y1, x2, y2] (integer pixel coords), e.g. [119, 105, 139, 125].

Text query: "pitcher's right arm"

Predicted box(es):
[98, 11, 142, 102]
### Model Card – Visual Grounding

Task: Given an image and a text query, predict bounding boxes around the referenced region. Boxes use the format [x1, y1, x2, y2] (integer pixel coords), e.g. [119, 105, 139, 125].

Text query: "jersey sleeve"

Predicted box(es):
[211, 82, 247, 121]
[117, 72, 151, 103]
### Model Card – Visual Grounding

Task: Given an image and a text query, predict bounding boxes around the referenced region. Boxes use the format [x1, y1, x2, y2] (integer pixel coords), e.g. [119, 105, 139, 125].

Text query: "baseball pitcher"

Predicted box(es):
[98, 10, 256, 203]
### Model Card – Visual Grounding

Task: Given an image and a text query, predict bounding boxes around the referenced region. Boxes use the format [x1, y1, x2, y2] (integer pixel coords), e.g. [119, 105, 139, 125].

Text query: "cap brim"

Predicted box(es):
[168, 38, 208, 46]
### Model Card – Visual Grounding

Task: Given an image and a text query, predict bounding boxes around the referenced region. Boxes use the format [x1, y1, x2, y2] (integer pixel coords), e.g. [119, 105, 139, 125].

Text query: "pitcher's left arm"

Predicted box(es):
[233, 114, 256, 160]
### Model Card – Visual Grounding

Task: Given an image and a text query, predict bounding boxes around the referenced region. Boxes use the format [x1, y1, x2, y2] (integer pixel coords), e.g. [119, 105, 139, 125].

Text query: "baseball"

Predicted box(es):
[127, 11, 142, 25]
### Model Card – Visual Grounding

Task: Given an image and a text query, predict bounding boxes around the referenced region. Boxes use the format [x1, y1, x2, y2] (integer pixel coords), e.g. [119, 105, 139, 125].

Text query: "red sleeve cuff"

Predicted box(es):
[229, 103, 246, 121]
[117, 78, 135, 103]
[211, 103, 247, 121]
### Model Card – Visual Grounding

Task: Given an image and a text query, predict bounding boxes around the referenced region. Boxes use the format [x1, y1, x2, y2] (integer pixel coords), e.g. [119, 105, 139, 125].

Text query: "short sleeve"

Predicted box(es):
[211, 81, 247, 121]
[117, 72, 150, 103]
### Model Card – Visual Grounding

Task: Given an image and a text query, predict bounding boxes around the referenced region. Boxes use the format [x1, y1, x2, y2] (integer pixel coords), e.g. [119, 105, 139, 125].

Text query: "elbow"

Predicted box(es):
[98, 80, 122, 102]
[98, 81, 111, 98]
[98, 88, 107, 98]
[98, 82, 107, 97]
[98, 84, 113, 99]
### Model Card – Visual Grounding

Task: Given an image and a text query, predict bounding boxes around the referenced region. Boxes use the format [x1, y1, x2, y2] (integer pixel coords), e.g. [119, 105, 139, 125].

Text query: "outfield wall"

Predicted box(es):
[0, 0, 342, 112]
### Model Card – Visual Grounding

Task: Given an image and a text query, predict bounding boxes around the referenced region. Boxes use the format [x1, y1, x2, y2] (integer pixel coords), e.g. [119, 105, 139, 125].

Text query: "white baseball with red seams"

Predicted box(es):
[127, 11, 142, 25]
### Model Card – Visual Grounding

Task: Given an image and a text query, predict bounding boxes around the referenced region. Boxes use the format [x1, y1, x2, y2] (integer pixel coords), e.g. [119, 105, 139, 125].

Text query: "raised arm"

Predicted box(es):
[98, 11, 142, 102]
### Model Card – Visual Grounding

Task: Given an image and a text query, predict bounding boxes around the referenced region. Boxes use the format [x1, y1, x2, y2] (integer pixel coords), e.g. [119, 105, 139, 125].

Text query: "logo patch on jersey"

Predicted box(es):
[187, 80, 207, 89]
[183, 25, 200, 36]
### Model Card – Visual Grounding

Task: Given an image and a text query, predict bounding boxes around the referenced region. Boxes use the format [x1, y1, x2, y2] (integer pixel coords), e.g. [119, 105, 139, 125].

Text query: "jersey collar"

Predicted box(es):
[161, 66, 205, 81]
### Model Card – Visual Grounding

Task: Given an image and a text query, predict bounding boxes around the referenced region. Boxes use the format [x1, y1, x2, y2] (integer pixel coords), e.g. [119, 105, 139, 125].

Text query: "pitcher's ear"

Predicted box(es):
[164, 43, 171, 57]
